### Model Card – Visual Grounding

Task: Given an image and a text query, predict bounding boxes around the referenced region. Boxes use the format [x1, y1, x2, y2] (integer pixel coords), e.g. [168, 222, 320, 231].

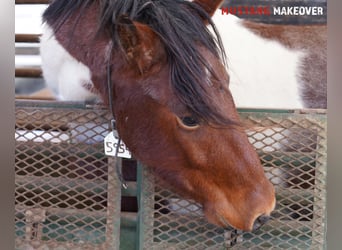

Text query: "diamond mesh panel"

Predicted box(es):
[137, 110, 327, 249]
[15, 101, 121, 250]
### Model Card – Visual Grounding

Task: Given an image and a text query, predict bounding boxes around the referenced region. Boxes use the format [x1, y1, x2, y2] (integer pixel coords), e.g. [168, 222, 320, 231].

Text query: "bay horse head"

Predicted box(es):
[42, 0, 275, 231]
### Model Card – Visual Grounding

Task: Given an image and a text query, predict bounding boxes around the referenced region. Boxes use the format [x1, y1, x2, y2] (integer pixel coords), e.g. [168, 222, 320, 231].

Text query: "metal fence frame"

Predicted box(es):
[15, 100, 327, 249]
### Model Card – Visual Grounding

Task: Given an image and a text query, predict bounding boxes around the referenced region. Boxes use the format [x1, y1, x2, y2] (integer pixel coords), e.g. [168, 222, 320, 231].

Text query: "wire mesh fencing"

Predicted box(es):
[15, 101, 327, 249]
[15, 101, 121, 250]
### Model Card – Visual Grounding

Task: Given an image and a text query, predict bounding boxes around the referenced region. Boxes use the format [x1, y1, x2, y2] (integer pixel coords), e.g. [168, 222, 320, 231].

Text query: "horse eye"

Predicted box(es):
[180, 116, 199, 127]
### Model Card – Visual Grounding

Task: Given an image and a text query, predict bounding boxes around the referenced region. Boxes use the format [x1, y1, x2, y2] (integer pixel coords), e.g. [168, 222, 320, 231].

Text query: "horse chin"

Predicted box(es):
[204, 208, 261, 232]
[203, 206, 245, 231]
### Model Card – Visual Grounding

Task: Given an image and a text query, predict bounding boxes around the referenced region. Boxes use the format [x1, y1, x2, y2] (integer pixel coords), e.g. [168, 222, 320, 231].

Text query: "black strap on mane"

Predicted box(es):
[106, 41, 128, 189]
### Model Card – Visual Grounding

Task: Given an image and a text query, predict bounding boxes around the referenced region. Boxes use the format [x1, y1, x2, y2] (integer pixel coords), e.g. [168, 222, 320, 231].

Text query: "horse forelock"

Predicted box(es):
[43, 0, 233, 125]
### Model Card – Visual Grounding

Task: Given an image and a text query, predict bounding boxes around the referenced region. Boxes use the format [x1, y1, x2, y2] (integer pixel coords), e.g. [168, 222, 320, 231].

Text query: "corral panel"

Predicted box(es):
[15, 101, 121, 250]
[15, 101, 327, 249]
[137, 110, 327, 249]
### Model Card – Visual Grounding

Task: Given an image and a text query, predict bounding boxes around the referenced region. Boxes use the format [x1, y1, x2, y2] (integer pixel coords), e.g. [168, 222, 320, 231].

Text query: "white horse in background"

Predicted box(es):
[214, 13, 326, 109]
[40, 11, 326, 110]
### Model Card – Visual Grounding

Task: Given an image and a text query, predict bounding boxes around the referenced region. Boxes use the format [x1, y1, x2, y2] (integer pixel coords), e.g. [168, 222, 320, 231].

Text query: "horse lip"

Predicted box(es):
[217, 213, 232, 229]
[252, 214, 271, 231]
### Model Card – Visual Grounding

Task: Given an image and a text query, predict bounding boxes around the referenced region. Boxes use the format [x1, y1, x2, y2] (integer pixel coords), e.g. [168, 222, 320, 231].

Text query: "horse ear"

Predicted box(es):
[117, 16, 164, 74]
[193, 0, 224, 17]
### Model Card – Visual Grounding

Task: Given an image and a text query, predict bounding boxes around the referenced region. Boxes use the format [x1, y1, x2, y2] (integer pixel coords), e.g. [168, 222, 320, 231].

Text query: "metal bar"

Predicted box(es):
[15, 239, 106, 250]
[312, 115, 328, 249]
[15, 34, 41, 43]
[105, 157, 122, 250]
[136, 163, 155, 250]
[122, 181, 138, 197]
[15, 99, 105, 109]
[16, 205, 107, 218]
[16, 46, 40, 55]
[136, 163, 145, 250]
[15, 0, 49, 4]
[121, 212, 138, 228]
[15, 100, 86, 109]
[15, 68, 42, 78]
[237, 108, 327, 115]
[15, 99, 327, 115]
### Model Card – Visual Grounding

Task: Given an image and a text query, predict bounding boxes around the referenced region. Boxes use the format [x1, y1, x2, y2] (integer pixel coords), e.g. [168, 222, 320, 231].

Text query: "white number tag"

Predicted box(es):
[104, 131, 132, 159]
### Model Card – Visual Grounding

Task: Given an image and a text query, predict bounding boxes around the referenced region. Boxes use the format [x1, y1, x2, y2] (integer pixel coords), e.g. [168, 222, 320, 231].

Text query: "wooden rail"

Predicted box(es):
[15, 68, 42, 78]
[15, 0, 49, 4]
[15, 34, 41, 43]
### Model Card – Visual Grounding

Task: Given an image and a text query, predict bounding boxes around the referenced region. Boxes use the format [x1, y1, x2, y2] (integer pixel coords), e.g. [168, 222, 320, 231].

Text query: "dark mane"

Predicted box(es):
[43, 0, 231, 125]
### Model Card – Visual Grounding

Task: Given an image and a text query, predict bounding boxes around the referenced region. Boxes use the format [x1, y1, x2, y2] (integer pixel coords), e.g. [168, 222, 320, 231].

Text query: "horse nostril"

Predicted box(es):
[252, 215, 270, 231]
